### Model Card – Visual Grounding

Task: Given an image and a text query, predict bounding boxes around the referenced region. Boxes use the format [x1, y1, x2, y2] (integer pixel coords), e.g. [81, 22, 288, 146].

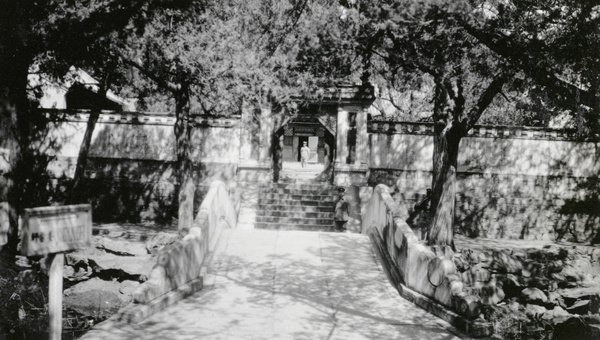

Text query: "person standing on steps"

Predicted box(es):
[300, 141, 310, 168]
[334, 187, 350, 232]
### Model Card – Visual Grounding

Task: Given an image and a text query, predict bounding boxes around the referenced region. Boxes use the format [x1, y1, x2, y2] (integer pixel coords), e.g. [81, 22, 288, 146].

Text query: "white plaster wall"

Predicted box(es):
[190, 126, 240, 164]
[368, 129, 600, 241]
[89, 123, 176, 161]
[43, 121, 87, 158]
[42, 116, 242, 180]
[459, 137, 600, 177]
[370, 131, 600, 178]
[45, 119, 242, 164]
[370, 133, 433, 170]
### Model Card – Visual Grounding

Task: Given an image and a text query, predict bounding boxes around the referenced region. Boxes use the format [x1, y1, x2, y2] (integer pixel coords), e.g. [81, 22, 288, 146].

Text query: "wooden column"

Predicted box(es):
[355, 108, 368, 166]
[239, 103, 252, 161]
[48, 253, 64, 340]
[259, 103, 273, 162]
[336, 108, 349, 164]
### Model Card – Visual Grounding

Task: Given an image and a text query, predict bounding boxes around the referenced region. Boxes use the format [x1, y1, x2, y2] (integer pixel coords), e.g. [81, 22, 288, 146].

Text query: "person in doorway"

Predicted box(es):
[334, 187, 350, 232]
[300, 141, 310, 168]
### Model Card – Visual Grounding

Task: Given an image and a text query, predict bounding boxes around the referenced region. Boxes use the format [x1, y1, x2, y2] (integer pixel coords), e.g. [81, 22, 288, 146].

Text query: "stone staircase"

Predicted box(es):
[255, 182, 337, 231]
[279, 161, 325, 183]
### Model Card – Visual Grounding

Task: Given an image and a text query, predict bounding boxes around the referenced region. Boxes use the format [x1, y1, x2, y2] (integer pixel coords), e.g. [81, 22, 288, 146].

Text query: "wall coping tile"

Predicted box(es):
[368, 120, 591, 142]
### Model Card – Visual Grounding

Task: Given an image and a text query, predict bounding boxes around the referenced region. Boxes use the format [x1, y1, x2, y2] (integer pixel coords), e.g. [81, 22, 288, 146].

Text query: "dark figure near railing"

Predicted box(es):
[407, 189, 432, 226]
[334, 187, 350, 232]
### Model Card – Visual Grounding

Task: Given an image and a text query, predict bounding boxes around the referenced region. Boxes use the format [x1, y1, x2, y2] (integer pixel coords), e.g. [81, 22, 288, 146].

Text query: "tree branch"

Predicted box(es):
[461, 71, 512, 131]
[384, 29, 441, 78]
[459, 20, 596, 111]
[121, 56, 181, 94]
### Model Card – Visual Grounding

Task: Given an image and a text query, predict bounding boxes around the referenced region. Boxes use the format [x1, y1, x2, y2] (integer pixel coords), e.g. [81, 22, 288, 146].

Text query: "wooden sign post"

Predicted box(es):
[20, 204, 92, 340]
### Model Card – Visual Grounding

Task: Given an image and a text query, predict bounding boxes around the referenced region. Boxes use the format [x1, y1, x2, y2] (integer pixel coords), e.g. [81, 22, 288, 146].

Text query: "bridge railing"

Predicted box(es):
[118, 180, 237, 323]
[362, 184, 492, 337]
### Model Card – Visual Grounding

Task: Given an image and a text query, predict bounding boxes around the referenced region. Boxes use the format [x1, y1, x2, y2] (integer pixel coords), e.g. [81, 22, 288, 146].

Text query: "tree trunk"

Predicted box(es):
[428, 126, 461, 248]
[272, 133, 283, 182]
[0, 51, 33, 256]
[174, 87, 194, 235]
[68, 111, 100, 204]
[68, 73, 112, 203]
[427, 75, 465, 249]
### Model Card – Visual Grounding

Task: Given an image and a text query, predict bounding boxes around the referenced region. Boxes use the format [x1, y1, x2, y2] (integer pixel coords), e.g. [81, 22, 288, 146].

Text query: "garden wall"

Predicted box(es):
[119, 180, 237, 323]
[43, 111, 242, 223]
[368, 121, 600, 243]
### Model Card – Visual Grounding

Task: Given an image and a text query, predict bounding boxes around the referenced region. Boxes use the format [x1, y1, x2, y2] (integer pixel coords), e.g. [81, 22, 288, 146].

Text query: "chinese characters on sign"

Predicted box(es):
[21, 204, 92, 257]
[20, 204, 92, 340]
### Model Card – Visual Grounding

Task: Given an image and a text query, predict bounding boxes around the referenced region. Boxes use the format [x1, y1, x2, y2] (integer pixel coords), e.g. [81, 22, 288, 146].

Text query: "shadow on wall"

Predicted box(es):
[4, 113, 78, 210]
[77, 117, 240, 224]
[368, 132, 432, 194]
[455, 137, 600, 243]
[70, 122, 179, 224]
[78, 163, 177, 224]
[368, 127, 600, 244]
[556, 177, 600, 244]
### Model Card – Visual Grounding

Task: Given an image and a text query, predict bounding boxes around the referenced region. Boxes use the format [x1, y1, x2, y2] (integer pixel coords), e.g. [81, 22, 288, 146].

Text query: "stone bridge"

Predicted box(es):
[79, 182, 469, 340]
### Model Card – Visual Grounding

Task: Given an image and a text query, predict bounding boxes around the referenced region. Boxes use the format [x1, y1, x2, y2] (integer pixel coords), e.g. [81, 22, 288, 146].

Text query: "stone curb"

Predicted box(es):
[368, 232, 496, 339]
[396, 280, 494, 338]
[116, 277, 204, 324]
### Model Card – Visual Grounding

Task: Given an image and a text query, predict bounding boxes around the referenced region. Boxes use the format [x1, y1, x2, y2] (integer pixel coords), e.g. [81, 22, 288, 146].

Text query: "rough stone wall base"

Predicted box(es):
[369, 230, 493, 337]
[117, 277, 203, 324]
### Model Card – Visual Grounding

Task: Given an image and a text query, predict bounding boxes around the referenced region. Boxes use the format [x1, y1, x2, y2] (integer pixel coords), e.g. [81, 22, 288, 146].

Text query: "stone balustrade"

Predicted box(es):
[362, 184, 493, 337]
[118, 180, 237, 323]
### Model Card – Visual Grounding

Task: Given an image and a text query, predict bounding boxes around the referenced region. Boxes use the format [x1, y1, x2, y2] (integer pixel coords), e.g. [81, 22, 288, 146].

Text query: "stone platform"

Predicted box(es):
[80, 229, 467, 340]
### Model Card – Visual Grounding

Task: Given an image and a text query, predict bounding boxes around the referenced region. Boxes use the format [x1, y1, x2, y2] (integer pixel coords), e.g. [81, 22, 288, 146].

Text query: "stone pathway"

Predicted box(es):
[81, 229, 465, 340]
[236, 183, 260, 230]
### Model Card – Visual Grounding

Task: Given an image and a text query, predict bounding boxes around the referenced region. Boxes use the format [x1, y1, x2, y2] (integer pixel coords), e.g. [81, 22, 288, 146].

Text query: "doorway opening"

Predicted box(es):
[297, 136, 309, 162]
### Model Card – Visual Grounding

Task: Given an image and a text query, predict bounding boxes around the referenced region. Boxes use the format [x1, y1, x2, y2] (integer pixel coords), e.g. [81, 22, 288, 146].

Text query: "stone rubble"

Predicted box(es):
[452, 243, 600, 339]
[61, 231, 178, 320]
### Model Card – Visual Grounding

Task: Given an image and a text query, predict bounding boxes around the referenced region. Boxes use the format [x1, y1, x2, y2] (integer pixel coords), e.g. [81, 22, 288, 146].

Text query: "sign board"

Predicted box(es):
[21, 204, 92, 257]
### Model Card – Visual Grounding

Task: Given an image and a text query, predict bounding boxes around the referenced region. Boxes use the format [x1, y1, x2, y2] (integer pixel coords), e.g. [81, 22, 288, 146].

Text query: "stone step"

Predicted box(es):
[279, 171, 321, 179]
[278, 178, 322, 184]
[281, 170, 322, 175]
[260, 193, 336, 201]
[281, 167, 322, 172]
[257, 210, 333, 219]
[254, 222, 334, 232]
[265, 183, 337, 191]
[255, 180, 339, 231]
[259, 205, 332, 213]
[255, 216, 334, 225]
[258, 198, 333, 207]
[260, 187, 338, 196]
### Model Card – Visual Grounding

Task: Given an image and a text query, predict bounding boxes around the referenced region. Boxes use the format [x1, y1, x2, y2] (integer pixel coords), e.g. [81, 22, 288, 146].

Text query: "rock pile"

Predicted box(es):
[62, 231, 180, 322]
[452, 244, 600, 339]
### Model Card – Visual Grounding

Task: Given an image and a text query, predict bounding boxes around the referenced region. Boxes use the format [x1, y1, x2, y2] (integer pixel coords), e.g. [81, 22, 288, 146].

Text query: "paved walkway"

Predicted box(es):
[81, 230, 464, 340]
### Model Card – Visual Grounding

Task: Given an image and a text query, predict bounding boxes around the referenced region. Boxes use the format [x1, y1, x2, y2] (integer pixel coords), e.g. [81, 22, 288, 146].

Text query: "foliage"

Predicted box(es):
[114, 0, 356, 115]
[351, 0, 512, 246]
[359, 0, 600, 129]
[0, 0, 177, 254]
[0, 258, 49, 339]
[463, 0, 600, 134]
[346, 0, 600, 246]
